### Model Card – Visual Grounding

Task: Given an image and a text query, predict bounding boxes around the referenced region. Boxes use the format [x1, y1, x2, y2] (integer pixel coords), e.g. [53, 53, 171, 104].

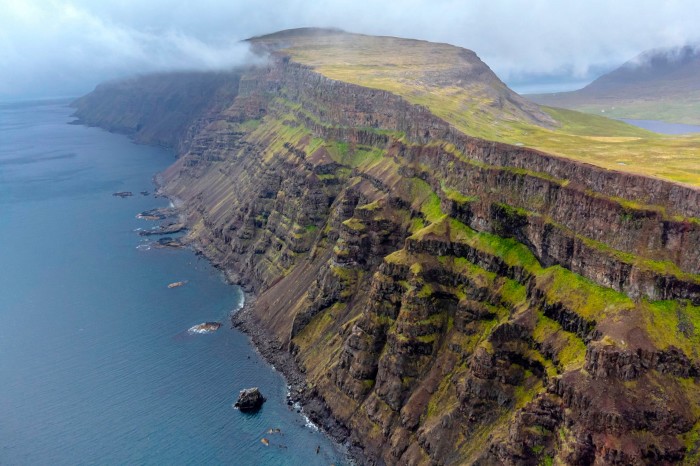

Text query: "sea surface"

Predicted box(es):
[0, 100, 347, 465]
[619, 118, 700, 134]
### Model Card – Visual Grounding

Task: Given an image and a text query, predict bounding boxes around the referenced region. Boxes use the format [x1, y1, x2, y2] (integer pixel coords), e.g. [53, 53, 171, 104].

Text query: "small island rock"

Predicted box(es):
[234, 387, 266, 411]
[112, 191, 133, 198]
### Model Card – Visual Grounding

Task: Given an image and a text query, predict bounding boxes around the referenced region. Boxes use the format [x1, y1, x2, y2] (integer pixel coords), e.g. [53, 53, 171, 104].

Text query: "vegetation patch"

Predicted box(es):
[642, 300, 700, 360]
[279, 35, 700, 186]
[342, 217, 366, 232]
[532, 312, 587, 371]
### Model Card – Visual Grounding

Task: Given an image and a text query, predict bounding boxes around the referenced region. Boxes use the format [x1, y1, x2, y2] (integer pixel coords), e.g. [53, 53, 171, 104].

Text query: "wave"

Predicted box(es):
[187, 322, 221, 335]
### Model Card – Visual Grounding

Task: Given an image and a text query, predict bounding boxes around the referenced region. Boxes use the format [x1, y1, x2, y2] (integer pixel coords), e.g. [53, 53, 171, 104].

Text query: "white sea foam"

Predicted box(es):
[229, 292, 246, 315]
[304, 415, 319, 431]
[291, 401, 320, 431]
[188, 327, 210, 334]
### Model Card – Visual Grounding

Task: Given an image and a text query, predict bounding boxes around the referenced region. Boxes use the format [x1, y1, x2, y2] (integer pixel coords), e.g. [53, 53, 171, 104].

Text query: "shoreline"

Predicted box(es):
[230, 301, 365, 465]
[156, 183, 364, 465]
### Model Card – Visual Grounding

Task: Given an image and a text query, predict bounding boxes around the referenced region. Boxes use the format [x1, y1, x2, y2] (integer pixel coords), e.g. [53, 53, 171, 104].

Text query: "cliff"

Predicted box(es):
[74, 30, 700, 465]
[71, 71, 242, 151]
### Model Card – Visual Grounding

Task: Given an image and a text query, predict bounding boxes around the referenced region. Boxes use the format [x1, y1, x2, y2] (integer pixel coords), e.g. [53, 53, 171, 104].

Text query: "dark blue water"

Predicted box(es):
[619, 118, 700, 134]
[0, 101, 346, 465]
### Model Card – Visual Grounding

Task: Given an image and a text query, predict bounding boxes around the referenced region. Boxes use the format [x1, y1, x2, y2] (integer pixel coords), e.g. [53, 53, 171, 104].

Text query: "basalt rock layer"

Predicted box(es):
[74, 32, 700, 465]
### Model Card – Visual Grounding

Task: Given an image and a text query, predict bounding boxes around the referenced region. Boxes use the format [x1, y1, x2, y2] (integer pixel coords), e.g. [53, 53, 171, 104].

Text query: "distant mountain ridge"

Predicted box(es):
[529, 45, 700, 124]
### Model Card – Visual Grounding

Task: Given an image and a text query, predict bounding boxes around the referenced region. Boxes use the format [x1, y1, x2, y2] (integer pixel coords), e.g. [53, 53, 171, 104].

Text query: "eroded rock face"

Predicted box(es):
[75, 42, 700, 465]
[234, 387, 266, 411]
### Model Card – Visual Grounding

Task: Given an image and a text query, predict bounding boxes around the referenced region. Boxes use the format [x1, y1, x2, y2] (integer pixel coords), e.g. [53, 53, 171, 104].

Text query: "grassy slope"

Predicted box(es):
[264, 32, 700, 187]
[530, 88, 700, 126]
[570, 95, 700, 126]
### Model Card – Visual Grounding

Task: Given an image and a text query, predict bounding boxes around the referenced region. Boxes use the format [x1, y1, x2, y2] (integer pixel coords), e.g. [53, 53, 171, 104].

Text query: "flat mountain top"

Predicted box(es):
[250, 29, 700, 187]
[529, 46, 700, 125]
[250, 28, 556, 133]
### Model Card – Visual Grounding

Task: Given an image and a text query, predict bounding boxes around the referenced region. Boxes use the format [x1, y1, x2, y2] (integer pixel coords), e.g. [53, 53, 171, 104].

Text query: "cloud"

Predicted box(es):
[1, 0, 700, 99]
[0, 1, 257, 98]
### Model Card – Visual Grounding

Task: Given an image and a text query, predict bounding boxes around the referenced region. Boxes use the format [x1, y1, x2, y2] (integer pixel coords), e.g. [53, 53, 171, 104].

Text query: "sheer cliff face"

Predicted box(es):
[75, 38, 700, 465]
[72, 71, 242, 151]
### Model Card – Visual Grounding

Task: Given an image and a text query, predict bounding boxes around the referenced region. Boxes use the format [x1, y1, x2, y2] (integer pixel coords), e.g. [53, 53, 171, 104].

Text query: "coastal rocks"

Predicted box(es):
[234, 387, 266, 411]
[139, 222, 186, 236]
[153, 237, 184, 249]
[136, 207, 179, 220]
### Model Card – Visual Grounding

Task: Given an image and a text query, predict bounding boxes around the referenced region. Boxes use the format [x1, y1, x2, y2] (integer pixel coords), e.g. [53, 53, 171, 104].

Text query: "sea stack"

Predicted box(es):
[234, 387, 266, 411]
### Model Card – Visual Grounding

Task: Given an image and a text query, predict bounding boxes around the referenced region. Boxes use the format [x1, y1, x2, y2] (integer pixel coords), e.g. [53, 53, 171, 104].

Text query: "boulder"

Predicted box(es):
[234, 387, 266, 411]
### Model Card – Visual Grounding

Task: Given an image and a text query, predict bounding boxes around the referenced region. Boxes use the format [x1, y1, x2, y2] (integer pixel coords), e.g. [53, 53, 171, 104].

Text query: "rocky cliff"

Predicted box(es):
[74, 30, 700, 465]
[72, 71, 242, 151]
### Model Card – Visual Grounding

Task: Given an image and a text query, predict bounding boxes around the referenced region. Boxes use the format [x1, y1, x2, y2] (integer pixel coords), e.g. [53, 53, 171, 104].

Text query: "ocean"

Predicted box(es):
[0, 100, 346, 465]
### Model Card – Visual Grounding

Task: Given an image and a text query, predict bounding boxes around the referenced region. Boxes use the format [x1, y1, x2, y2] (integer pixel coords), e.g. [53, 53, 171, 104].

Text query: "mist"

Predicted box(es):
[2, 0, 699, 100]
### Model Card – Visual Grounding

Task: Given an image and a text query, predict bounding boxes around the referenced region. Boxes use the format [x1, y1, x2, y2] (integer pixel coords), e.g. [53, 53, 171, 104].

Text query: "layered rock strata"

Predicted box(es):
[74, 48, 700, 465]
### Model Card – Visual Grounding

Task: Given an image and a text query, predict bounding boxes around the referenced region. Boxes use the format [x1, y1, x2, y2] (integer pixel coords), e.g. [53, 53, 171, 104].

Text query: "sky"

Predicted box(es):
[2, 0, 699, 100]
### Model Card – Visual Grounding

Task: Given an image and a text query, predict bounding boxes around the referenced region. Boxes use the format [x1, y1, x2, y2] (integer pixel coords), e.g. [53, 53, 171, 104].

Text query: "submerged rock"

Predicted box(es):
[112, 191, 133, 198]
[234, 387, 266, 411]
[153, 237, 184, 249]
[188, 321, 221, 334]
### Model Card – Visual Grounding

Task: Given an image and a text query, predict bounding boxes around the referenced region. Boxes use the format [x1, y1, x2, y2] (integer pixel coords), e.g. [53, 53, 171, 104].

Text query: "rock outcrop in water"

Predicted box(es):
[235, 387, 266, 411]
[74, 29, 700, 465]
[188, 321, 221, 334]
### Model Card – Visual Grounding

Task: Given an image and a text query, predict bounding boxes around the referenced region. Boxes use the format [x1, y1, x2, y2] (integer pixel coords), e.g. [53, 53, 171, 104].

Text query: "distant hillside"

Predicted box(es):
[529, 45, 700, 124]
[72, 71, 241, 150]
